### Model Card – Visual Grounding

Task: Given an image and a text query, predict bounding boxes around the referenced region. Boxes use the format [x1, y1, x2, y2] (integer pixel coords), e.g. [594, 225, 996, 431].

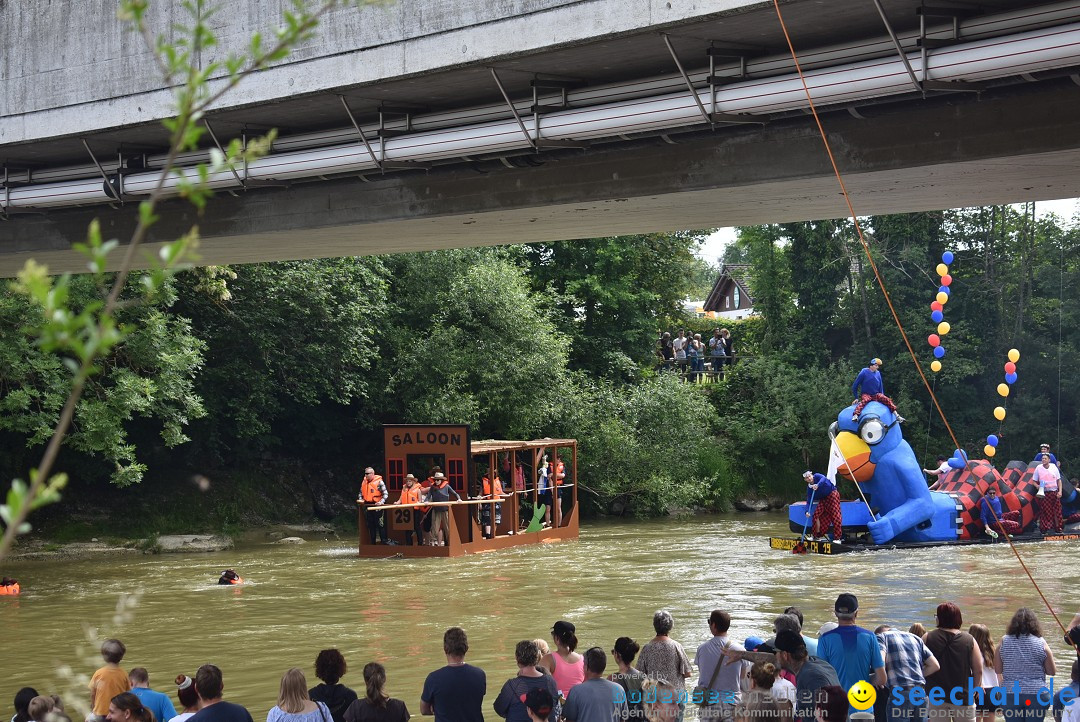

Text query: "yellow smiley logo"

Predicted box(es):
[847, 681, 877, 710]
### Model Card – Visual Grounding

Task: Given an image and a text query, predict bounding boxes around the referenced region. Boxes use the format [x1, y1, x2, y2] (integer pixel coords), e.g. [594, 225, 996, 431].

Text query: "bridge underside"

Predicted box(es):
[1, 79, 1078, 276]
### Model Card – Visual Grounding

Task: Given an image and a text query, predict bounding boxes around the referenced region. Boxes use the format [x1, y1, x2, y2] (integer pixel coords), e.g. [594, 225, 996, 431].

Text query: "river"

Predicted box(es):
[3, 513, 1077, 719]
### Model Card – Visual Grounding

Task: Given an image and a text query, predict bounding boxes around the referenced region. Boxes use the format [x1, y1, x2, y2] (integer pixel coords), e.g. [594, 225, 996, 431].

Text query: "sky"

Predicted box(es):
[694, 198, 1080, 263]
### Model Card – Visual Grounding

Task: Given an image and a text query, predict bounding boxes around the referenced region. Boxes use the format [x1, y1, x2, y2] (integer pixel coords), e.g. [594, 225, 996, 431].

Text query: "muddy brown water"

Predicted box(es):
[3, 514, 1078, 720]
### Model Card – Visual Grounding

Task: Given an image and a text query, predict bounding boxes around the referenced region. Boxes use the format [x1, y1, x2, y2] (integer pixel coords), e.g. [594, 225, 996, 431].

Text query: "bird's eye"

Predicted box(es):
[860, 419, 886, 445]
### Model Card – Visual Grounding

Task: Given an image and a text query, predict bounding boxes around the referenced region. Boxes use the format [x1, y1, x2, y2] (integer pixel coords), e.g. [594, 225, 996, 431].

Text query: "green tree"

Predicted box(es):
[173, 258, 388, 456]
[785, 220, 849, 365]
[734, 225, 792, 354]
[374, 248, 569, 439]
[0, 278, 205, 486]
[520, 233, 704, 379]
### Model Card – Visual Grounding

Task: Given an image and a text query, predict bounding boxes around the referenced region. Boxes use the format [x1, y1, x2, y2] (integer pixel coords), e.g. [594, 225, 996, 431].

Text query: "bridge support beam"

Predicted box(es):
[1, 79, 1078, 276]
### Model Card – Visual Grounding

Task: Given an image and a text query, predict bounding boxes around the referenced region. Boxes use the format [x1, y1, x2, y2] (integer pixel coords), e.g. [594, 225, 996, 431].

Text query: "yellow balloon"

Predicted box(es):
[994, 406, 1006, 421]
[931, 360, 942, 372]
[997, 383, 1010, 397]
[937, 321, 951, 335]
[1008, 348, 1020, 363]
[936, 292, 949, 305]
[936, 263, 949, 276]
[984, 445, 996, 458]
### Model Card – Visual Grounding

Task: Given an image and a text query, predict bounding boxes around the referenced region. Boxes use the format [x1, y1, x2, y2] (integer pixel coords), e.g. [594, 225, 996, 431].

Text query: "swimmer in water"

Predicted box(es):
[217, 569, 243, 585]
[0, 576, 20, 595]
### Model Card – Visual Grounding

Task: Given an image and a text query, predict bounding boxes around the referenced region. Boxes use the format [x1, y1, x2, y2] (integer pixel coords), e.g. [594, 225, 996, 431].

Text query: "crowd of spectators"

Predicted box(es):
[11, 598, 1080, 722]
[656, 329, 734, 379]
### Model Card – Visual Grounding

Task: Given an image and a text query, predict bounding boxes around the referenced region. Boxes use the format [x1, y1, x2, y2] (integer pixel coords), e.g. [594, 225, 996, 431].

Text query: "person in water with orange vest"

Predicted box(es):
[398, 474, 426, 546]
[359, 466, 393, 545]
[479, 473, 511, 539]
[0, 576, 20, 595]
[217, 569, 243, 585]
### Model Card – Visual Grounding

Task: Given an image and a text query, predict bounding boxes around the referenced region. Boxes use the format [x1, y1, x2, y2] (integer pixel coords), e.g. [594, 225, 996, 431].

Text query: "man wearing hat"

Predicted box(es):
[398, 474, 426, 546]
[359, 466, 391, 545]
[427, 471, 462, 546]
[816, 594, 886, 708]
[772, 629, 840, 722]
[851, 358, 904, 423]
[804, 470, 842, 542]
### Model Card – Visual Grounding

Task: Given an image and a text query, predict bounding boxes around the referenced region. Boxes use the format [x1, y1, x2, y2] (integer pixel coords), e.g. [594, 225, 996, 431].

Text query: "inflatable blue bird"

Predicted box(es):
[832, 400, 957, 544]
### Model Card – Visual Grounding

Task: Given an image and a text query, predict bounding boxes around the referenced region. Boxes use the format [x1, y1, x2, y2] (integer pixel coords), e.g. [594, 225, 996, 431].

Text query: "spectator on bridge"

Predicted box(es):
[708, 329, 724, 376]
[673, 331, 687, 371]
[719, 329, 733, 369]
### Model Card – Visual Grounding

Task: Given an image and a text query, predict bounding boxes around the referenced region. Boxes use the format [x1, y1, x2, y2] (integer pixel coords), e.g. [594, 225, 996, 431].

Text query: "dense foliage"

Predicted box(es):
[3, 203, 1078, 529]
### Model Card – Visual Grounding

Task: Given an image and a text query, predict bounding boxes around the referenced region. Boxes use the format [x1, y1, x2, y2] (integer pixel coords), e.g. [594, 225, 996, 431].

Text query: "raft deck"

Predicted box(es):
[769, 529, 1080, 555]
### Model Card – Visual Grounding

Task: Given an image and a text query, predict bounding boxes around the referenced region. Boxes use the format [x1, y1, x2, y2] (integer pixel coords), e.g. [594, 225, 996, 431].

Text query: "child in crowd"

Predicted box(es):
[89, 639, 130, 722]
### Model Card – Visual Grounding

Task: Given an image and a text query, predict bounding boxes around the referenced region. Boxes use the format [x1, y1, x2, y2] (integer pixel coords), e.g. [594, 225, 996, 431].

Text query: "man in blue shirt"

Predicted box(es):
[804, 471, 842, 542]
[129, 668, 177, 722]
[817, 594, 886, 713]
[851, 358, 904, 423]
[421, 627, 486, 722]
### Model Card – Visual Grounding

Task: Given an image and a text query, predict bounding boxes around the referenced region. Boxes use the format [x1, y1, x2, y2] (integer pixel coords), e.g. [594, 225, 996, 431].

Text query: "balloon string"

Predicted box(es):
[770, 0, 1069, 639]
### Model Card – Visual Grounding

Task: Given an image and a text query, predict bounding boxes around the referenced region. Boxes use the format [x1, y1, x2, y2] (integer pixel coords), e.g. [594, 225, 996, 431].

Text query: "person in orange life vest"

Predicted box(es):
[0, 576, 19, 595]
[359, 466, 393, 545]
[217, 569, 244, 585]
[479, 474, 511, 539]
[554, 459, 568, 521]
[427, 472, 461, 546]
[398, 474, 426, 546]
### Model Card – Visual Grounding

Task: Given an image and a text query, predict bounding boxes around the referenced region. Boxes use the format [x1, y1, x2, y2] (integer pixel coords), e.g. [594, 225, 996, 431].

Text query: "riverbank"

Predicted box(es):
[9, 524, 340, 561]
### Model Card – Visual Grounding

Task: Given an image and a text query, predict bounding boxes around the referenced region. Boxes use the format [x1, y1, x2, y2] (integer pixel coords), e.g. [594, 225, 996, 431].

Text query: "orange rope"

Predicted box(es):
[770, 0, 1070, 637]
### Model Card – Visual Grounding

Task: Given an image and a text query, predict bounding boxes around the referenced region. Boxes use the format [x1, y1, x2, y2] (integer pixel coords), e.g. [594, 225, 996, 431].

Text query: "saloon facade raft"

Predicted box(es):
[358, 424, 579, 558]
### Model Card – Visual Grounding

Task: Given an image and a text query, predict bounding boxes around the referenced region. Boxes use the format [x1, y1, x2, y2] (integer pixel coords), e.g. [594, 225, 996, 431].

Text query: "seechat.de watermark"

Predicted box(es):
[886, 679, 1076, 710]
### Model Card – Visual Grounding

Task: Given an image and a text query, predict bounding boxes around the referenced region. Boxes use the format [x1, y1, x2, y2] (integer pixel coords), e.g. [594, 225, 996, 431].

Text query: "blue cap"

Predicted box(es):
[744, 636, 765, 651]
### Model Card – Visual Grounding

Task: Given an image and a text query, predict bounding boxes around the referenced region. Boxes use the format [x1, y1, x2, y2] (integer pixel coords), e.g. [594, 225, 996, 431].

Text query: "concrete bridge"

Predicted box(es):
[2, 0, 1080, 274]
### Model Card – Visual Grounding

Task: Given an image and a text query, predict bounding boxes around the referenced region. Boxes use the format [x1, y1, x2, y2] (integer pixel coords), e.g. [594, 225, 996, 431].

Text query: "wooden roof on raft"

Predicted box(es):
[470, 438, 576, 454]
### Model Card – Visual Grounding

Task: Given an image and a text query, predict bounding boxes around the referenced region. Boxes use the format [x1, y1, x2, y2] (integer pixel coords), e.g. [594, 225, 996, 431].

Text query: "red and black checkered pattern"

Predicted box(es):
[813, 492, 843, 539]
[935, 459, 1039, 539]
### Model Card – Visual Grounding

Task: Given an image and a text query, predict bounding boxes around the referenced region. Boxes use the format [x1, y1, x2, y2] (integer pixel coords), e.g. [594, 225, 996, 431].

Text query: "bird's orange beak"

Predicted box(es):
[835, 431, 875, 483]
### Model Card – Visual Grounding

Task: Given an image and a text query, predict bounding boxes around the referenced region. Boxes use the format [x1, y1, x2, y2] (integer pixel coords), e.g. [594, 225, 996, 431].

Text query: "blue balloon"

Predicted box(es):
[1005, 372, 1017, 384]
[931, 310, 944, 323]
[938, 285, 950, 296]
[942, 251, 954, 264]
[988, 435, 999, 447]
[933, 346, 946, 358]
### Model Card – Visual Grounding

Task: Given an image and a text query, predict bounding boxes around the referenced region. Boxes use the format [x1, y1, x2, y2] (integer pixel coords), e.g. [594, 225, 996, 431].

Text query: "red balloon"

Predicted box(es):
[1005, 361, 1016, 374]
[941, 274, 952, 286]
[931, 301, 943, 312]
[928, 334, 941, 347]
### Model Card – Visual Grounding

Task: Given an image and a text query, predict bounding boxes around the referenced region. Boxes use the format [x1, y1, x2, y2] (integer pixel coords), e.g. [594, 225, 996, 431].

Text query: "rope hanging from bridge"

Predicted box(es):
[769, 0, 1072, 641]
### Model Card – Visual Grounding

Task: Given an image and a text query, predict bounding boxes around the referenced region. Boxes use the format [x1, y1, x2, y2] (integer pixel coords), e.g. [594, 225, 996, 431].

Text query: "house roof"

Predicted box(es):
[703, 263, 755, 312]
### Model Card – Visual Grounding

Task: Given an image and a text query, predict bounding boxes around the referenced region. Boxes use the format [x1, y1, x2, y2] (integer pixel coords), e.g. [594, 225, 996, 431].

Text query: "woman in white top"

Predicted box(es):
[995, 608, 1056, 722]
[267, 669, 332, 722]
[1034, 454, 1064, 533]
[168, 675, 198, 722]
[969, 625, 999, 721]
